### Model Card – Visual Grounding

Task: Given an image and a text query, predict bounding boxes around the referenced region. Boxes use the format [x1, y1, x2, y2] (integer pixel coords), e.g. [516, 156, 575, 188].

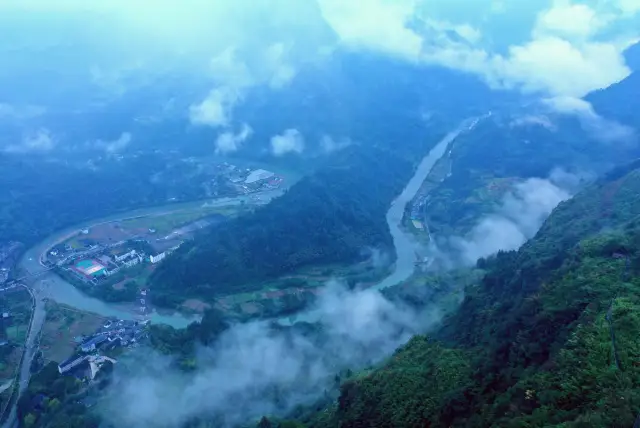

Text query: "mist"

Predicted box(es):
[449, 170, 584, 265]
[99, 282, 442, 427]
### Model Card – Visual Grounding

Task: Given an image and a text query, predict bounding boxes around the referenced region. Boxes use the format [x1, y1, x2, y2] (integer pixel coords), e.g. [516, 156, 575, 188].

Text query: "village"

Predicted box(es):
[56, 316, 149, 379]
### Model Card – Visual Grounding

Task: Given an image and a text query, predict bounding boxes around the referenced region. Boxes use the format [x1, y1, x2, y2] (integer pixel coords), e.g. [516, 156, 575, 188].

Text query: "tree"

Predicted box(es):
[257, 416, 272, 428]
[23, 413, 37, 428]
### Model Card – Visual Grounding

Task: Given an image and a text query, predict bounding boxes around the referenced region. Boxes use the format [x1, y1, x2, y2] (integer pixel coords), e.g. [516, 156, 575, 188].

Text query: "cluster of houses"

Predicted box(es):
[410, 196, 428, 230]
[58, 318, 148, 374]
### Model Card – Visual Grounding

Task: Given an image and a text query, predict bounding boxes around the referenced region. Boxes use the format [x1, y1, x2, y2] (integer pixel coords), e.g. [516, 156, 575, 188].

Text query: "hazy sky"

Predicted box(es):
[1, 0, 639, 152]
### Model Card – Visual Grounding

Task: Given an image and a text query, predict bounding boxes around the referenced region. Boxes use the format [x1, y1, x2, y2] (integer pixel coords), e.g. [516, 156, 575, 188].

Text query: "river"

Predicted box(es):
[17, 190, 284, 328]
[3, 191, 288, 427]
[277, 120, 474, 326]
[2, 123, 475, 425]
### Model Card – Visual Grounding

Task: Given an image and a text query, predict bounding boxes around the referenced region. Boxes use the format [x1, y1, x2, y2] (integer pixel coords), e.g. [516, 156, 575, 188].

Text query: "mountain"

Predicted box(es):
[299, 159, 640, 427]
[624, 42, 640, 71]
[150, 144, 416, 305]
[586, 43, 640, 128]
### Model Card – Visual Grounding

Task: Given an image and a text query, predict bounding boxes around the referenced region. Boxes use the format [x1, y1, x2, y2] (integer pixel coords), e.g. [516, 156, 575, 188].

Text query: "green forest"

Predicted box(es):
[288, 160, 640, 427]
[0, 154, 219, 246]
[151, 145, 417, 302]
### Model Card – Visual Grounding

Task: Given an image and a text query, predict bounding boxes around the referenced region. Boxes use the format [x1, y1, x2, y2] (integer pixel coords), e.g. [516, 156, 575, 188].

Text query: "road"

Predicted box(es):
[1, 190, 285, 427]
[1, 284, 45, 428]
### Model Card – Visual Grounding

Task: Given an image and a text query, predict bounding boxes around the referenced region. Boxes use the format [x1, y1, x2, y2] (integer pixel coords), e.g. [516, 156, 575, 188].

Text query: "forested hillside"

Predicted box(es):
[586, 42, 640, 127]
[151, 145, 416, 300]
[297, 159, 640, 427]
[0, 154, 215, 245]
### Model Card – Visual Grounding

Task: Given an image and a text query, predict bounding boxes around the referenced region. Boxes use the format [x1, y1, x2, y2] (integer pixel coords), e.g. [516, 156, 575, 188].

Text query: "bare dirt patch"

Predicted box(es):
[39, 302, 106, 364]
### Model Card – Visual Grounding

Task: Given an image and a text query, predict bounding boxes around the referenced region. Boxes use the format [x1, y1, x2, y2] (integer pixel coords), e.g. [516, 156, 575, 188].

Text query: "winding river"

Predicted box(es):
[17, 190, 284, 328]
[277, 120, 474, 326]
[2, 122, 475, 426]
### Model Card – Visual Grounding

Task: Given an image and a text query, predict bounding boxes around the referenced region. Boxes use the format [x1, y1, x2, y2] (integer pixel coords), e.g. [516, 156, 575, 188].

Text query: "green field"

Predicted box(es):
[118, 205, 247, 235]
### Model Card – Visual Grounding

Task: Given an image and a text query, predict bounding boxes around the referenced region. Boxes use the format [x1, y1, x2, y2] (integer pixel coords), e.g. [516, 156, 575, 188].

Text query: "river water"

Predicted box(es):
[16, 120, 472, 329]
[17, 190, 284, 329]
[277, 122, 472, 326]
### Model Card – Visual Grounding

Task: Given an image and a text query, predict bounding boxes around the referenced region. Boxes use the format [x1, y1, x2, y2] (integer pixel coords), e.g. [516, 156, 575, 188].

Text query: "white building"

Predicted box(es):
[114, 249, 137, 263]
[245, 169, 275, 184]
[150, 252, 166, 264]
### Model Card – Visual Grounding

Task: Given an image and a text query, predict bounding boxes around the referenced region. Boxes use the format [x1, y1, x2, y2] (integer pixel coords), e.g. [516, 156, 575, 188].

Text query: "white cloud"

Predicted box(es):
[616, 0, 640, 15]
[496, 36, 631, 97]
[190, 44, 298, 127]
[534, 1, 610, 40]
[93, 132, 132, 153]
[510, 114, 556, 131]
[544, 96, 636, 143]
[4, 129, 56, 153]
[0, 103, 46, 120]
[189, 88, 242, 128]
[270, 129, 305, 156]
[318, 0, 424, 62]
[264, 43, 298, 89]
[215, 123, 252, 154]
[452, 175, 573, 264]
[320, 135, 352, 153]
[317, 0, 634, 97]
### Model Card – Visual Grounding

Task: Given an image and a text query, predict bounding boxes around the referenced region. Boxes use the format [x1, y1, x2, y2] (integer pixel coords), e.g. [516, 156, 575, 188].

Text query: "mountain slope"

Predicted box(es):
[586, 71, 640, 128]
[302, 160, 640, 427]
[151, 145, 417, 303]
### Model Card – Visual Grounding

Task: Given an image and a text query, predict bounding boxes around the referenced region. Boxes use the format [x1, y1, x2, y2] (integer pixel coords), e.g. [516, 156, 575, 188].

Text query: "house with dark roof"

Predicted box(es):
[80, 334, 108, 352]
[58, 353, 88, 374]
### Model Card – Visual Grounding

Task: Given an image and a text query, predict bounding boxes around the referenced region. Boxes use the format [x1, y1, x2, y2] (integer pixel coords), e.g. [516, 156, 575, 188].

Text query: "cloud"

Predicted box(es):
[451, 173, 575, 264]
[189, 44, 298, 128]
[495, 36, 631, 97]
[617, 0, 640, 15]
[320, 135, 352, 153]
[509, 114, 556, 131]
[317, 0, 637, 97]
[543, 96, 636, 143]
[100, 282, 443, 427]
[264, 43, 298, 89]
[270, 129, 305, 156]
[318, 0, 424, 62]
[189, 88, 242, 128]
[2, 0, 639, 128]
[533, 1, 610, 40]
[4, 129, 56, 154]
[93, 132, 132, 154]
[215, 123, 253, 154]
[0, 103, 46, 120]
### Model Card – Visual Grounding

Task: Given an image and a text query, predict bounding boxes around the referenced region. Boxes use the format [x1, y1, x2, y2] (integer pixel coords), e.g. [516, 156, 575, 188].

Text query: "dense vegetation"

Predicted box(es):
[424, 112, 637, 239]
[0, 154, 218, 246]
[151, 145, 417, 301]
[294, 159, 640, 427]
[15, 308, 229, 428]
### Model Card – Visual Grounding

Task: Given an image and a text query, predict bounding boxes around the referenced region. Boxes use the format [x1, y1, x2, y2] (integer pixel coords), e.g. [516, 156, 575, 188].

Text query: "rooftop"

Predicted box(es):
[245, 169, 275, 184]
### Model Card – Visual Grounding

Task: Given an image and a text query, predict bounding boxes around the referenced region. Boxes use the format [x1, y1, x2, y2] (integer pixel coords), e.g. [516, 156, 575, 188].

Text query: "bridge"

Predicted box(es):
[1, 267, 55, 289]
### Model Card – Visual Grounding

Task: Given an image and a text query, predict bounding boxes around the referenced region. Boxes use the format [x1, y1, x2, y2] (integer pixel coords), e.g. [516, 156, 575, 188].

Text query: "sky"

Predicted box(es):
[0, 0, 639, 153]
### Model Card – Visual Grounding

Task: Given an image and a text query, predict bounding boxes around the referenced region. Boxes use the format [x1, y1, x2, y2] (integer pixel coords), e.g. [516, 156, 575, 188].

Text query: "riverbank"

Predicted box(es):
[277, 120, 472, 326]
[17, 191, 284, 329]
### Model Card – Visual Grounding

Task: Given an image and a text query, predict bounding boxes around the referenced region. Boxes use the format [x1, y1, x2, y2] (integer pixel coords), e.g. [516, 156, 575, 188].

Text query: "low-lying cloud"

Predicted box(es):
[93, 132, 132, 154]
[215, 123, 253, 154]
[320, 135, 352, 154]
[271, 128, 305, 156]
[101, 282, 442, 427]
[3, 129, 56, 154]
[544, 96, 636, 143]
[450, 171, 580, 264]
